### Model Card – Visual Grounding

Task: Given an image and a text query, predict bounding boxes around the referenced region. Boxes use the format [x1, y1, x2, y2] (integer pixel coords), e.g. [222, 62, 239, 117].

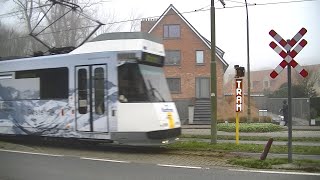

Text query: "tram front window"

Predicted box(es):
[118, 63, 172, 103]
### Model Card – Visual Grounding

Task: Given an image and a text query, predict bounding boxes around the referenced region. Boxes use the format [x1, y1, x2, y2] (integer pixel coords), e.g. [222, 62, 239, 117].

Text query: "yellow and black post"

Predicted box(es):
[235, 65, 244, 145]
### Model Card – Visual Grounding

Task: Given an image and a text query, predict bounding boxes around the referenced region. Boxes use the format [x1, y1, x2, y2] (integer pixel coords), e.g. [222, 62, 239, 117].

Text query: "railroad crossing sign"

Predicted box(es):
[269, 28, 308, 79]
[268, 27, 309, 164]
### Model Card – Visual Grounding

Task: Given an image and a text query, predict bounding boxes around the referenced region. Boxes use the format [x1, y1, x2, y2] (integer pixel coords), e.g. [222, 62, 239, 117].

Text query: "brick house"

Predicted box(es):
[141, 4, 228, 124]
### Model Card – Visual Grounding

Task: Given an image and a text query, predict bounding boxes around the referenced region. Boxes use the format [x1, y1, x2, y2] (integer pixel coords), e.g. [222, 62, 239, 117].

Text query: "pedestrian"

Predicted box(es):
[279, 100, 288, 126]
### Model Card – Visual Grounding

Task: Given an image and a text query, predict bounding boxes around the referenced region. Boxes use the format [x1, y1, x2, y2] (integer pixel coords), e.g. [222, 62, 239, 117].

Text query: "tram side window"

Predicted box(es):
[78, 69, 88, 114]
[94, 68, 105, 115]
[16, 67, 68, 99]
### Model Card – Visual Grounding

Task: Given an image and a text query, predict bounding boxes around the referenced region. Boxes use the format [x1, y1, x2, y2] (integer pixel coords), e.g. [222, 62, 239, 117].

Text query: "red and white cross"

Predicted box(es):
[269, 28, 308, 79]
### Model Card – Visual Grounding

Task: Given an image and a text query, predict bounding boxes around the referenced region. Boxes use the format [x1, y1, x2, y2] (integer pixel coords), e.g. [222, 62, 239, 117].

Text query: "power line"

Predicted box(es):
[0, 6, 208, 42]
[0, 24, 99, 42]
[224, 0, 254, 5]
[2, 0, 316, 19]
[0, 4, 51, 18]
[253, 0, 318, 6]
[220, 0, 318, 9]
[1, 0, 318, 42]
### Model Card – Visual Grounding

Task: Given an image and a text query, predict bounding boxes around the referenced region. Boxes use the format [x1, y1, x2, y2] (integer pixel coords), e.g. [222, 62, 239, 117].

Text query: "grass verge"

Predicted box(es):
[167, 141, 320, 155]
[180, 134, 320, 142]
[228, 158, 320, 172]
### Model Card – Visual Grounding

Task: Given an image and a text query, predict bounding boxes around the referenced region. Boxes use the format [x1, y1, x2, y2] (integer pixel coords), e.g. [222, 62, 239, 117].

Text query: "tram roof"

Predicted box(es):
[91, 32, 162, 44]
[70, 32, 165, 56]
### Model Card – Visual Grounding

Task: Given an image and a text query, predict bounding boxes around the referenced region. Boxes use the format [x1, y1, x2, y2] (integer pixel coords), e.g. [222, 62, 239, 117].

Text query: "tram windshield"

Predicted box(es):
[118, 63, 172, 103]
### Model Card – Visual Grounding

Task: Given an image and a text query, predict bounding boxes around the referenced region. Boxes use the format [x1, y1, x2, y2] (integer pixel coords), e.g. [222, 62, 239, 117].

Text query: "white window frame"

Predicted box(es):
[196, 50, 204, 64]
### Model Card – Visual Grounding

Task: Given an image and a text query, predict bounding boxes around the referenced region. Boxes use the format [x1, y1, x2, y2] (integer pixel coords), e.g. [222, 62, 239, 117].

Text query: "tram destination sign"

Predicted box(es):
[117, 52, 165, 67]
[141, 52, 164, 66]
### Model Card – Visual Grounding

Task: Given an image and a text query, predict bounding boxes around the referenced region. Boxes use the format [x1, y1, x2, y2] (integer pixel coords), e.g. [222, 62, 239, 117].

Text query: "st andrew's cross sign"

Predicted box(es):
[269, 28, 308, 79]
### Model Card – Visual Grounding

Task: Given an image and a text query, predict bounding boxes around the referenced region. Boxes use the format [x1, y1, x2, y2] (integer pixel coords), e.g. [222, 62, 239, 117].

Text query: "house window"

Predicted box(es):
[196, 50, 204, 64]
[264, 81, 269, 89]
[252, 81, 259, 89]
[166, 78, 181, 93]
[164, 24, 180, 38]
[270, 80, 276, 87]
[165, 50, 180, 65]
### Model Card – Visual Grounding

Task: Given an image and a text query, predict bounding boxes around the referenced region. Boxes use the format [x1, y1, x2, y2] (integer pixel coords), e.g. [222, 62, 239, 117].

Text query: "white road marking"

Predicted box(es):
[229, 169, 320, 176]
[80, 157, 130, 164]
[157, 164, 203, 169]
[0, 149, 64, 157]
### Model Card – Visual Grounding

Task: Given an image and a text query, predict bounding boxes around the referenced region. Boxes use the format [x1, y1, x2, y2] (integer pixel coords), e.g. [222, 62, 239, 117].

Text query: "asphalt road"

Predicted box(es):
[0, 150, 319, 180]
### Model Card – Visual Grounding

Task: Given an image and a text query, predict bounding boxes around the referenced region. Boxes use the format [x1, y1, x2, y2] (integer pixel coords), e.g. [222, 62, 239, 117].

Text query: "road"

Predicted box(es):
[0, 150, 319, 180]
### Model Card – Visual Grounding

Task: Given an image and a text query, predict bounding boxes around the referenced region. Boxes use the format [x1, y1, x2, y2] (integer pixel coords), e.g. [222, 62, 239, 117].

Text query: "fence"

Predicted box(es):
[266, 98, 310, 120]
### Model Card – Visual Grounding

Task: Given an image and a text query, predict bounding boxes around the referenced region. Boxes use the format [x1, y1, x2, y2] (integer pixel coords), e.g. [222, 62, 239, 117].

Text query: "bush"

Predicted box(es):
[217, 123, 283, 132]
[218, 116, 272, 123]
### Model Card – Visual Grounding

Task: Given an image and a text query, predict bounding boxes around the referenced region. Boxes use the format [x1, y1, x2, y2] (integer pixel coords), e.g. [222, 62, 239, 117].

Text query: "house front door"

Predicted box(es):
[196, 77, 210, 99]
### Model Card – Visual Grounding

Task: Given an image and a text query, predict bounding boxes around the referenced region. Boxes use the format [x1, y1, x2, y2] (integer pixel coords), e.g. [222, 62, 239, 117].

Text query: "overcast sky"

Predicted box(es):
[102, 0, 320, 72]
[1, 0, 319, 72]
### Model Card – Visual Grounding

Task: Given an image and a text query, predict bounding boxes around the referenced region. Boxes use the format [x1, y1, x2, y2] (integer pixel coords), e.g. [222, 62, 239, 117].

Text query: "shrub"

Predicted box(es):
[218, 116, 272, 123]
[217, 123, 283, 132]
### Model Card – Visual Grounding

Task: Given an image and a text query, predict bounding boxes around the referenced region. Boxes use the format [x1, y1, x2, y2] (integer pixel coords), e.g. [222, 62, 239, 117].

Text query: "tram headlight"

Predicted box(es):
[162, 140, 169, 144]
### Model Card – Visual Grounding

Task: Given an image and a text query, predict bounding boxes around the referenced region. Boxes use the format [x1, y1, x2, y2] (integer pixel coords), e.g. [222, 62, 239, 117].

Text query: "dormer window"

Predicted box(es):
[163, 24, 180, 38]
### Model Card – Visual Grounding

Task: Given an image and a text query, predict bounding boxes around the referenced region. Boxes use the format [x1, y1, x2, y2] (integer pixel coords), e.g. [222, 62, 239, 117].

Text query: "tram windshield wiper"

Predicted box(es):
[147, 80, 165, 102]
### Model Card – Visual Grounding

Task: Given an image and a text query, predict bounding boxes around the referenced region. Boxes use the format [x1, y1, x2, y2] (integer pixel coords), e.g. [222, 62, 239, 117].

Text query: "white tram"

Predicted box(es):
[0, 32, 181, 146]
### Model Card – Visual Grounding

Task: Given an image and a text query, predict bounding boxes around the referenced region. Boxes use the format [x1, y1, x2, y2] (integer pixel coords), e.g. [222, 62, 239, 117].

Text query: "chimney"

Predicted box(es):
[141, 18, 158, 32]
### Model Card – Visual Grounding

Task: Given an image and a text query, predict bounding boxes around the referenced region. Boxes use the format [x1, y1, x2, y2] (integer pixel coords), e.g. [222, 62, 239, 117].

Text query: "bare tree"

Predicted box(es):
[7, 0, 144, 55]
[0, 21, 28, 58]
[127, 9, 142, 32]
[12, 0, 104, 51]
[294, 67, 319, 97]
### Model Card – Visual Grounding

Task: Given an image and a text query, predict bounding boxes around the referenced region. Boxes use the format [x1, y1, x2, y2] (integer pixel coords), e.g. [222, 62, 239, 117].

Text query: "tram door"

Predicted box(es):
[75, 65, 108, 132]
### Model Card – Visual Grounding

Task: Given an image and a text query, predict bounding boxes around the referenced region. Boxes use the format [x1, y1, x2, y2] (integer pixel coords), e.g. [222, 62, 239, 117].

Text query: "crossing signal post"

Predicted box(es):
[234, 65, 245, 78]
[234, 65, 245, 144]
[269, 28, 308, 163]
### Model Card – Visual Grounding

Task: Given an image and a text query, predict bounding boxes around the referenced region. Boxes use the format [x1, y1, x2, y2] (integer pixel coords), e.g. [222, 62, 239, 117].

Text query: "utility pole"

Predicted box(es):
[244, 0, 251, 122]
[210, 0, 225, 144]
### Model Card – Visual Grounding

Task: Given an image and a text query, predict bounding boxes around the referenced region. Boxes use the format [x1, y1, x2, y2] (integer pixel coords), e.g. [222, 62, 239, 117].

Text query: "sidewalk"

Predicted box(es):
[180, 125, 320, 161]
[180, 138, 320, 147]
[182, 124, 320, 131]
[182, 125, 320, 138]
[182, 129, 320, 138]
